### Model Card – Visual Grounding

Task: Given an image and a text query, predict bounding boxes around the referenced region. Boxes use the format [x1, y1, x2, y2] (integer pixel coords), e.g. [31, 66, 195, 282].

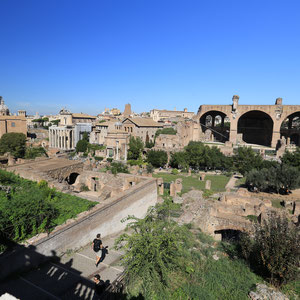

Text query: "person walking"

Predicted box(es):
[93, 274, 105, 296]
[92, 233, 102, 267]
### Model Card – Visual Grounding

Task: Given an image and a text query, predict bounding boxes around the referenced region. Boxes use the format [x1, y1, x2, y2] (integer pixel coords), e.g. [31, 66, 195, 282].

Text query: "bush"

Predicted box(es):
[110, 162, 129, 175]
[24, 146, 47, 159]
[94, 156, 103, 161]
[171, 168, 179, 175]
[127, 159, 143, 166]
[239, 215, 300, 286]
[107, 158, 113, 163]
[146, 164, 154, 174]
[80, 184, 90, 192]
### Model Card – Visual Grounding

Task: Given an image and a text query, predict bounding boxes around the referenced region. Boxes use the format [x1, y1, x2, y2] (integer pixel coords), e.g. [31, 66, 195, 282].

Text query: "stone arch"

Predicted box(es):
[214, 229, 242, 241]
[199, 110, 230, 142]
[65, 172, 80, 185]
[280, 111, 300, 146]
[237, 110, 273, 146]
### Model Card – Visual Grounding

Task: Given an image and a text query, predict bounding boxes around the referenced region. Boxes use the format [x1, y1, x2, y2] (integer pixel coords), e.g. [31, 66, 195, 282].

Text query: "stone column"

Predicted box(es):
[116, 141, 119, 160]
[54, 129, 57, 148]
[229, 116, 238, 145]
[212, 115, 215, 127]
[124, 142, 127, 161]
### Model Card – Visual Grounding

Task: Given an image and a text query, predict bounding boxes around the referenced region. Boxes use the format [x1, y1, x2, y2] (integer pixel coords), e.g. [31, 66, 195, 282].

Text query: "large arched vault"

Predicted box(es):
[237, 110, 274, 146]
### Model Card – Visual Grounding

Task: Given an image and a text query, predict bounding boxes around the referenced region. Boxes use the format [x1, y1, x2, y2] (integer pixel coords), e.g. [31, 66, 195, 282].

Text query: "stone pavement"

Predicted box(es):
[0, 235, 124, 300]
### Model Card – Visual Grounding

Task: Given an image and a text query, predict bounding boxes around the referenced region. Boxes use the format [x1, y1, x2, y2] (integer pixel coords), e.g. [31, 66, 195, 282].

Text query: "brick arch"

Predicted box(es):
[199, 110, 230, 142]
[280, 111, 300, 146]
[237, 110, 274, 146]
[214, 225, 246, 232]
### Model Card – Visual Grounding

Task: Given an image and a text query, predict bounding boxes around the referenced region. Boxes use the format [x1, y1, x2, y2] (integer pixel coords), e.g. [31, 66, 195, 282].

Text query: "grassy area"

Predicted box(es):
[153, 172, 230, 194]
[271, 199, 285, 209]
[0, 170, 97, 251]
[235, 176, 246, 187]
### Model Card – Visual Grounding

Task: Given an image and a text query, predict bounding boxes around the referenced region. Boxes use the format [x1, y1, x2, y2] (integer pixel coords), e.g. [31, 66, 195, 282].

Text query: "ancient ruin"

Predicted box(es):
[196, 95, 300, 148]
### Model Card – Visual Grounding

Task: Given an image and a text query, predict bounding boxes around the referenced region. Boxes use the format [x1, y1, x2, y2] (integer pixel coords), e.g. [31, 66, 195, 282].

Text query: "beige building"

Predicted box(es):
[89, 120, 122, 145]
[122, 117, 163, 143]
[0, 115, 27, 138]
[150, 108, 194, 122]
[0, 97, 27, 138]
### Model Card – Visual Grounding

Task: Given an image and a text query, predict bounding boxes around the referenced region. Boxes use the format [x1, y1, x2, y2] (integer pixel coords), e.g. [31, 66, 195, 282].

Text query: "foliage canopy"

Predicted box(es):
[0, 132, 27, 158]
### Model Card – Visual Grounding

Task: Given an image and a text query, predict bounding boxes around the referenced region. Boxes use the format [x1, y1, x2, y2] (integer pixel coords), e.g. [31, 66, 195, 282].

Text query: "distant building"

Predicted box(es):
[123, 103, 132, 118]
[122, 117, 163, 143]
[0, 97, 27, 138]
[49, 108, 96, 150]
[150, 108, 194, 122]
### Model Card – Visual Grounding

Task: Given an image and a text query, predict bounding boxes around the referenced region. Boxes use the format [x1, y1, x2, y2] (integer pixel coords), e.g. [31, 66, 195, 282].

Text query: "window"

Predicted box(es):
[11, 122, 15, 127]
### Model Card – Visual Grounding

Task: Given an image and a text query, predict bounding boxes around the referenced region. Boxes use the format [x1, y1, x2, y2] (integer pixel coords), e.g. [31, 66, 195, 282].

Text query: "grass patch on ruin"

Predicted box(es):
[0, 170, 97, 251]
[153, 173, 230, 194]
[271, 199, 284, 209]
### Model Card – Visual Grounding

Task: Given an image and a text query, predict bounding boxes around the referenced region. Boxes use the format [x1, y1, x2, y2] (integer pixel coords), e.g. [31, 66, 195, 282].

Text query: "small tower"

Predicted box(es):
[0, 96, 10, 116]
[123, 103, 132, 118]
[232, 95, 239, 111]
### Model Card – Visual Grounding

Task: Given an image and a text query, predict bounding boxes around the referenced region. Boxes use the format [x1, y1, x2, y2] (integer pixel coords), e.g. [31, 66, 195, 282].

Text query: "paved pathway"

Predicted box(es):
[225, 175, 241, 191]
[0, 235, 124, 300]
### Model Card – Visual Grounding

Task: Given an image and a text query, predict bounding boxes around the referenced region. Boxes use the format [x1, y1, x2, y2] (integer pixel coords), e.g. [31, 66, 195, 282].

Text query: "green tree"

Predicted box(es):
[145, 140, 154, 148]
[147, 149, 168, 168]
[76, 139, 88, 153]
[240, 215, 300, 286]
[115, 200, 192, 297]
[128, 136, 144, 160]
[169, 151, 188, 169]
[0, 133, 27, 158]
[281, 147, 300, 169]
[233, 147, 263, 175]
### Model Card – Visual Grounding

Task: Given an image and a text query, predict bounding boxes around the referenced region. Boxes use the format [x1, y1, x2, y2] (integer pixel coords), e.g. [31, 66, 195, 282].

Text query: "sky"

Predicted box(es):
[1, 0, 300, 116]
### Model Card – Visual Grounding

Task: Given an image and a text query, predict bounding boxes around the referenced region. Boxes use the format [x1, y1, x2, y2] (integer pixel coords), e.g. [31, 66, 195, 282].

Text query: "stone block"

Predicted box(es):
[205, 180, 211, 190]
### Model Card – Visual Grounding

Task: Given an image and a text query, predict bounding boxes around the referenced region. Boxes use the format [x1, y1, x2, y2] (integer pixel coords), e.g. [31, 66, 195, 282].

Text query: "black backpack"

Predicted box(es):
[93, 239, 102, 251]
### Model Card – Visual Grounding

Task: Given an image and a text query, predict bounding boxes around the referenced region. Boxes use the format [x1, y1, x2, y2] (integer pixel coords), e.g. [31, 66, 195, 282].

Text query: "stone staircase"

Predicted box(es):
[0, 236, 124, 300]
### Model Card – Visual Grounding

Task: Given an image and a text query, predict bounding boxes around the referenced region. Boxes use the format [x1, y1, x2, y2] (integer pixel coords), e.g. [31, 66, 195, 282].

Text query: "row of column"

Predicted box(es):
[49, 128, 74, 150]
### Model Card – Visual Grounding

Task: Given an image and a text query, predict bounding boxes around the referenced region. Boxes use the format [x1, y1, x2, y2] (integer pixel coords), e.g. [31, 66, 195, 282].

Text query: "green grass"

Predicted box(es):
[271, 199, 284, 209]
[153, 173, 230, 194]
[235, 176, 246, 187]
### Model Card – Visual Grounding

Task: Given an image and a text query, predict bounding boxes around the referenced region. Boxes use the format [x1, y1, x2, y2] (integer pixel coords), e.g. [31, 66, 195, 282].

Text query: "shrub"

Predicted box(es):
[171, 168, 179, 175]
[24, 146, 47, 159]
[80, 184, 90, 192]
[110, 162, 129, 175]
[146, 164, 154, 174]
[107, 158, 113, 163]
[94, 156, 103, 161]
[127, 159, 143, 166]
[239, 215, 300, 286]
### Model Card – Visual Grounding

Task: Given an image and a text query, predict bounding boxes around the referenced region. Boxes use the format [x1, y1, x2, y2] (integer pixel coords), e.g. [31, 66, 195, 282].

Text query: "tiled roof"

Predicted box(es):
[123, 117, 163, 127]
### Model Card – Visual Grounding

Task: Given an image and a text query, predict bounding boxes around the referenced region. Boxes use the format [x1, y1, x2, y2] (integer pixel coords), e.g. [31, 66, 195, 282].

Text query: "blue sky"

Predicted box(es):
[1, 0, 300, 115]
